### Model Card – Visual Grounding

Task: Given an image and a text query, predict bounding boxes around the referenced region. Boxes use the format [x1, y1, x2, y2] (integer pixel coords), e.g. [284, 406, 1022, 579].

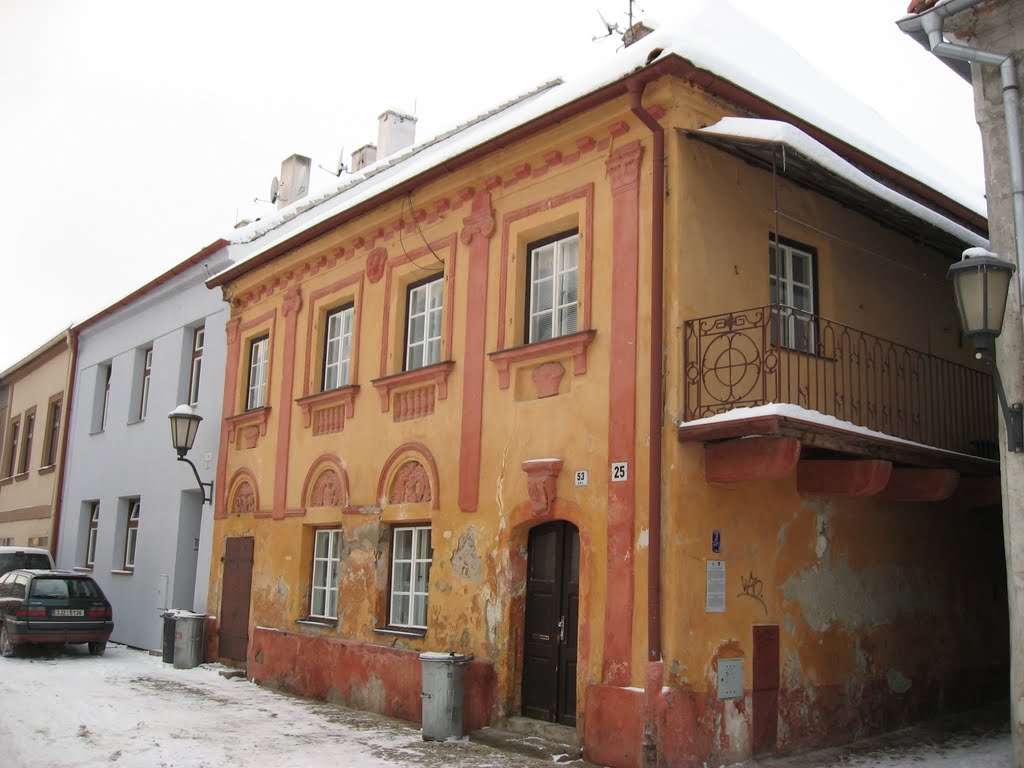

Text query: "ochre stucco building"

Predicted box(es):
[203, 14, 1006, 767]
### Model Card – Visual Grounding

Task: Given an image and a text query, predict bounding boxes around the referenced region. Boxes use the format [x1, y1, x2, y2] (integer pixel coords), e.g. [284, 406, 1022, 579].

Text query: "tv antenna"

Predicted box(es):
[318, 146, 348, 178]
[593, 9, 621, 41]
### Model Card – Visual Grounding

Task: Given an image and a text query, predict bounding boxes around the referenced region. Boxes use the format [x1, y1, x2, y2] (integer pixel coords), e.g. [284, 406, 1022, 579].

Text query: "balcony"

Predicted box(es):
[682, 306, 998, 461]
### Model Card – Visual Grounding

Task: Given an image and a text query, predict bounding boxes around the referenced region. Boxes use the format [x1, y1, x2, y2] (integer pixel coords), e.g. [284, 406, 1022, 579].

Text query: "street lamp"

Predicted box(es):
[948, 247, 1023, 453]
[168, 404, 214, 504]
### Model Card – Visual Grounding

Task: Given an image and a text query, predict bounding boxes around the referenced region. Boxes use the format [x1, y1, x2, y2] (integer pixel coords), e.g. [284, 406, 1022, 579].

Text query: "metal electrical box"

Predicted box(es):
[717, 657, 744, 699]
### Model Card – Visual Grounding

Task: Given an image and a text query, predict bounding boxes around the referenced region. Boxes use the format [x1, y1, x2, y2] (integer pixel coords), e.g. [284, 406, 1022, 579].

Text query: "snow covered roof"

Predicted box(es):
[693, 118, 987, 254]
[208, 0, 986, 288]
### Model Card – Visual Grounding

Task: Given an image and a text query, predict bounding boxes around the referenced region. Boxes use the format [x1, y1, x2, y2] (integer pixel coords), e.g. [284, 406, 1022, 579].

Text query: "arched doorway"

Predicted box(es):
[521, 520, 579, 726]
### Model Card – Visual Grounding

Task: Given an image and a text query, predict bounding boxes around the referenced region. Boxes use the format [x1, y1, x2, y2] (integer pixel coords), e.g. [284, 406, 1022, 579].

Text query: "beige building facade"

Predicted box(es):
[0, 331, 73, 551]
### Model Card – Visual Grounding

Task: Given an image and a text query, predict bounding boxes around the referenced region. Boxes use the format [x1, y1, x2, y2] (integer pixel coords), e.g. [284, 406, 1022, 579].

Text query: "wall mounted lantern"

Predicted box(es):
[948, 247, 1023, 452]
[168, 404, 214, 504]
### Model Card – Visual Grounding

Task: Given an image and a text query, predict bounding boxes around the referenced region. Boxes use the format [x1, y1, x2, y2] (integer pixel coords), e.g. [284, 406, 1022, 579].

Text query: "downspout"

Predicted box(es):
[629, 77, 665, 767]
[50, 327, 77, 562]
[910, 2, 1024, 304]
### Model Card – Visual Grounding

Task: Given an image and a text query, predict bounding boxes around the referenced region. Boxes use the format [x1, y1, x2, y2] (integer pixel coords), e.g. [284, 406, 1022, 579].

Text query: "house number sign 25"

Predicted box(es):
[611, 462, 628, 482]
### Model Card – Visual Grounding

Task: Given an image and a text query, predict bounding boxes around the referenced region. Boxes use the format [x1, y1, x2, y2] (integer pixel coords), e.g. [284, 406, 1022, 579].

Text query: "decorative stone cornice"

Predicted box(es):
[522, 458, 563, 517]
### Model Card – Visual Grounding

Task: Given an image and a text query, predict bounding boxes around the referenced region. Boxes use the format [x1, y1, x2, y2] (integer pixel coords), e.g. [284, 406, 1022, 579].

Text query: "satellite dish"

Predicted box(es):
[270, 177, 280, 204]
[336, 146, 347, 176]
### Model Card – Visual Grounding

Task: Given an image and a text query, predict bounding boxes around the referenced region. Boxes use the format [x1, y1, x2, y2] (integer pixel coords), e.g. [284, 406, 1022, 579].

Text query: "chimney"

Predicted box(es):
[622, 21, 653, 47]
[377, 109, 417, 158]
[277, 153, 311, 209]
[350, 144, 378, 173]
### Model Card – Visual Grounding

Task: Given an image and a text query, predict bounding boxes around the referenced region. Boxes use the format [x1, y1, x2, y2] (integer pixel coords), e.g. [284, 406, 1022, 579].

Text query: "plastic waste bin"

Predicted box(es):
[172, 612, 206, 669]
[160, 611, 177, 664]
[420, 652, 469, 741]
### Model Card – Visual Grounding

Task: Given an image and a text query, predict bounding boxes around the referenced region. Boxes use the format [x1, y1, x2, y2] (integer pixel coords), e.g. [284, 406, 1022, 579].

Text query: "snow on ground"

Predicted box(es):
[0, 644, 554, 768]
[0, 642, 1012, 768]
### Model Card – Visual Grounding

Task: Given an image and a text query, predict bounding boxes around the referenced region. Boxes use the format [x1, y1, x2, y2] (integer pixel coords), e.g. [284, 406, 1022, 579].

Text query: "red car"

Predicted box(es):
[0, 570, 114, 656]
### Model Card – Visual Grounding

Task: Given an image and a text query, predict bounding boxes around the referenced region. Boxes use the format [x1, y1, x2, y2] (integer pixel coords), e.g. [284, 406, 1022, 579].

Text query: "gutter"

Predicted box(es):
[49, 327, 76, 561]
[898, 0, 1024, 305]
[629, 79, 665, 768]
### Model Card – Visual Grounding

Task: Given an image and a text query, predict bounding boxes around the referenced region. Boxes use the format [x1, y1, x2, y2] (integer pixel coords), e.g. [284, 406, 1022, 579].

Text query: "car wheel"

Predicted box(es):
[88, 641, 106, 656]
[0, 625, 15, 658]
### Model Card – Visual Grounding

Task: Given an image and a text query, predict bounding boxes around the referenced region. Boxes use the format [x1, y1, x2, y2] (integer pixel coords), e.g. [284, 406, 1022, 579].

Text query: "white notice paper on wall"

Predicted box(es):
[706, 560, 726, 613]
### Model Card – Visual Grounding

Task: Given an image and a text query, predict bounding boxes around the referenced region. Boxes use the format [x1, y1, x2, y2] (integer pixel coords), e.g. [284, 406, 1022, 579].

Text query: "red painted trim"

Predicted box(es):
[224, 407, 270, 444]
[295, 385, 359, 431]
[226, 466, 262, 514]
[273, 287, 303, 519]
[376, 442, 442, 510]
[880, 468, 960, 502]
[299, 452, 350, 508]
[602, 141, 645, 687]
[796, 459, 893, 497]
[487, 330, 597, 390]
[705, 436, 802, 483]
[370, 361, 455, 413]
[496, 184, 594, 351]
[458, 191, 496, 513]
[301, 273, 363, 397]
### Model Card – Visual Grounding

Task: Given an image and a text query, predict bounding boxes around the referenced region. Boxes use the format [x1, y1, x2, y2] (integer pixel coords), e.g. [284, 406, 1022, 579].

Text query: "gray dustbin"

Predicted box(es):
[172, 611, 206, 669]
[420, 652, 469, 741]
[160, 611, 177, 664]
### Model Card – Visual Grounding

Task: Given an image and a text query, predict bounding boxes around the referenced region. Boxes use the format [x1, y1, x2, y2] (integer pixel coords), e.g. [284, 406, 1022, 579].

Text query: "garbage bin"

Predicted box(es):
[172, 612, 206, 669]
[420, 652, 469, 741]
[160, 611, 177, 664]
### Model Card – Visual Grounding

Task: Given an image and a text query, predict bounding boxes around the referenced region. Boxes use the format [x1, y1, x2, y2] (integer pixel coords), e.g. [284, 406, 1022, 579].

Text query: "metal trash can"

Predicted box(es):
[172, 612, 206, 669]
[420, 652, 469, 741]
[160, 611, 177, 664]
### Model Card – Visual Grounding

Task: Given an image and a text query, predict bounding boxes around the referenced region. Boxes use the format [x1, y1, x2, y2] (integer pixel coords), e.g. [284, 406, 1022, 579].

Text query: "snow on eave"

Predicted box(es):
[700, 118, 988, 249]
[677, 402, 987, 460]
[209, 0, 983, 288]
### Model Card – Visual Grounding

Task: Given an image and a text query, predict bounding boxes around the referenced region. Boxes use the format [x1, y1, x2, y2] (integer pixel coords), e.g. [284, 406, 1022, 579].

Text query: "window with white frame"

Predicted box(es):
[769, 238, 818, 354]
[310, 529, 342, 619]
[389, 525, 431, 629]
[527, 231, 579, 343]
[246, 335, 269, 410]
[85, 502, 100, 567]
[0, 537, 12, 546]
[323, 306, 354, 391]
[405, 276, 443, 371]
[188, 327, 204, 407]
[138, 347, 153, 420]
[124, 499, 140, 570]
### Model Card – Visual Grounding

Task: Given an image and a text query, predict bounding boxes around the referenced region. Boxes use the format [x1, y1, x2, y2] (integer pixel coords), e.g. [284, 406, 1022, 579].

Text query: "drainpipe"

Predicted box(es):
[629, 77, 665, 768]
[50, 327, 77, 562]
[903, 1, 1024, 306]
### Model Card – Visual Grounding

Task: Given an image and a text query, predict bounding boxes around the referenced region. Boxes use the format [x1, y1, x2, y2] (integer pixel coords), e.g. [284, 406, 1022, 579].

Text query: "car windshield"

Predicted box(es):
[0, 553, 51, 574]
[29, 578, 99, 600]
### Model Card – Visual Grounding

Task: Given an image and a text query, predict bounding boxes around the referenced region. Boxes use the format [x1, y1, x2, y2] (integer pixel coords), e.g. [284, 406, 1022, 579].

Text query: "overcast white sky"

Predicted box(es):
[0, 0, 982, 371]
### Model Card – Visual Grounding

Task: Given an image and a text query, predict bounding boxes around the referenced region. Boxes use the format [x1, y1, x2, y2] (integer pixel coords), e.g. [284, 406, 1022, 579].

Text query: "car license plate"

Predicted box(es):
[51, 609, 84, 617]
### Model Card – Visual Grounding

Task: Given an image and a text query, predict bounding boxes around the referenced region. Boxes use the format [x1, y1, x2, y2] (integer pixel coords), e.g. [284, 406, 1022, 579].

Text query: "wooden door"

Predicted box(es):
[521, 521, 579, 726]
[218, 537, 253, 663]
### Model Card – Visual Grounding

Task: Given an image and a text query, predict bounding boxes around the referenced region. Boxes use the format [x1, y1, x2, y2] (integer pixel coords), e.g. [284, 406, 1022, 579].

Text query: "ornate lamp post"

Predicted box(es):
[948, 247, 1023, 452]
[168, 404, 214, 504]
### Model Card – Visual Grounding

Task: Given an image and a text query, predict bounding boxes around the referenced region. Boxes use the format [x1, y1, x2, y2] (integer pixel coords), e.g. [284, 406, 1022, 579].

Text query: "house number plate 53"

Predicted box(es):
[611, 462, 628, 482]
[574, 470, 589, 487]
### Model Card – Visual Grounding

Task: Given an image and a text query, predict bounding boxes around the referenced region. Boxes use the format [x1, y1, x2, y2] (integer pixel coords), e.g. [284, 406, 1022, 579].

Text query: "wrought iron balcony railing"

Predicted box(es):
[683, 305, 998, 457]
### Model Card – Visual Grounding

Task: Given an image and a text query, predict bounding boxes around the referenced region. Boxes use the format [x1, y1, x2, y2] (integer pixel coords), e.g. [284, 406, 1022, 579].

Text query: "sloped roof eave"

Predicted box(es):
[209, 52, 986, 289]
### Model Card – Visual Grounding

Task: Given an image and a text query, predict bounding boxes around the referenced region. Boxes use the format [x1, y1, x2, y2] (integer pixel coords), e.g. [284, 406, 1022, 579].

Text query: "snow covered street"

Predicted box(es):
[0, 644, 558, 768]
[0, 641, 1013, 768]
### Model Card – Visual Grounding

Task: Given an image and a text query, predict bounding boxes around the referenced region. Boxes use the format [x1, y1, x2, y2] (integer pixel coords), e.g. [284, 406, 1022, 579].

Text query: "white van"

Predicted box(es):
[0, 546, 54, 576]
